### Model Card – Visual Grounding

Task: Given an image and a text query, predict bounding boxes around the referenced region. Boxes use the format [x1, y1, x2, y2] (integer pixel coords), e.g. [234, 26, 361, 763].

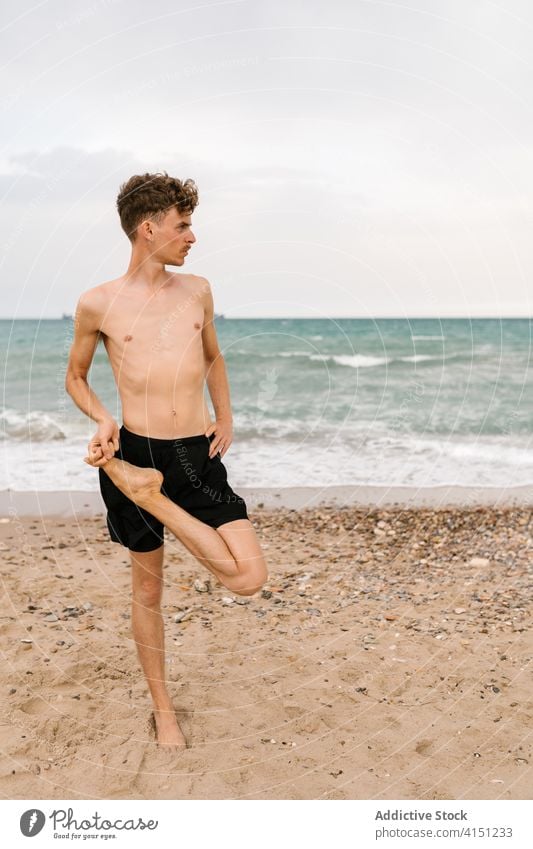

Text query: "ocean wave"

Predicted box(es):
[410, 335, 446, 341]
[0, 408, 66, 441]
[310, 354, 392, 368]
[277, 350, 313, 357]
[311, 353, 453, 368]
[230, 348, 465, 369]
[442, 439, 533, 465]
[399, 354, 444, 363]
[2, 426, 533, 489]
[219, 432, 533, 487]
[229, 349, 315, 358]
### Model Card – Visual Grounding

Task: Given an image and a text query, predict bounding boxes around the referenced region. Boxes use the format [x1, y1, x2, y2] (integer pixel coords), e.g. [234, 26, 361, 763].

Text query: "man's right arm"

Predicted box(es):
[65, 291, 119, 462]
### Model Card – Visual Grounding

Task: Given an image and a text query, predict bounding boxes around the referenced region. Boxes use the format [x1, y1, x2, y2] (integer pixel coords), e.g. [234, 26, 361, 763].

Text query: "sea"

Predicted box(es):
[1, 317, 532, 492]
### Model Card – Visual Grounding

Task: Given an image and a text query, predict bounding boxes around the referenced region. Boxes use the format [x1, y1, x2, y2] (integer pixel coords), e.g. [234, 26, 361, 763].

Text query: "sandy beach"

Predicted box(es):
[0, 491, 531, 800]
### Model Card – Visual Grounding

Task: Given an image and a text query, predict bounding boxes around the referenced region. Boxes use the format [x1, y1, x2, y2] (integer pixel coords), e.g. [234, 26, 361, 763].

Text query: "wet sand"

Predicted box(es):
[0, 501, 531, 800]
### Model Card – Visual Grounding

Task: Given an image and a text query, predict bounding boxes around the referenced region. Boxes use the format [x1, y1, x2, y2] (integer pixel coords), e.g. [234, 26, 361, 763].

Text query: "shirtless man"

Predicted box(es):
[65, 172, 268, 748]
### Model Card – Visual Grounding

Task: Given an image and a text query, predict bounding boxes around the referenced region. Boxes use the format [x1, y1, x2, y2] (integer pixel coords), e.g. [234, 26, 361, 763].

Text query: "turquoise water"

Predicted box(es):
[1, 318, 532, 489]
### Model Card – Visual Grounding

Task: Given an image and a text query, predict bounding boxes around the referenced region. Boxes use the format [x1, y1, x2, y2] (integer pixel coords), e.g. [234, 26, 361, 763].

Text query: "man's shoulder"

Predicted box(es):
[174, 272, 211, 291]
[78, 278, 119, 310]
[76, 278, 120, 329]
[171, 273, 211, 302]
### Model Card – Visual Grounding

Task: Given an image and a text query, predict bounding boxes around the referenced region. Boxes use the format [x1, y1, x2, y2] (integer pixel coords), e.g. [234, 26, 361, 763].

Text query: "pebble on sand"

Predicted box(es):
[468, 557, 490, 567]
[174, 609, 192, 623]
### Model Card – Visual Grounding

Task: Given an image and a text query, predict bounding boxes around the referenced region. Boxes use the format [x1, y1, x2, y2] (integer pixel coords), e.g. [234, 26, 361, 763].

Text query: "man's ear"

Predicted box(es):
[138, 219, 154, 241]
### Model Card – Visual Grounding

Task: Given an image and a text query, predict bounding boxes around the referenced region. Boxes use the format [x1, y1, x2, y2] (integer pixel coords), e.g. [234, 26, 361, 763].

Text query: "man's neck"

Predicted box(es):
[124, 255, 173, 291]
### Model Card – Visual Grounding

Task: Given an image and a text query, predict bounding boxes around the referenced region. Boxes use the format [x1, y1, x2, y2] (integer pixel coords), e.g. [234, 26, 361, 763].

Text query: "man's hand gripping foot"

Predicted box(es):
[84, 450, 164, 507]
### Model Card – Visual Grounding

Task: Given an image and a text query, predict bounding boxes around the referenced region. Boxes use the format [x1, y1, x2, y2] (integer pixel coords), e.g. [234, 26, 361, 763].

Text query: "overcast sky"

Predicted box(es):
[1, 0, 532, 318]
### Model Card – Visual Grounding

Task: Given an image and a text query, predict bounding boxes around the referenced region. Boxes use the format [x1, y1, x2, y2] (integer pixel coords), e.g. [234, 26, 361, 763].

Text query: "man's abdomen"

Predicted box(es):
[120, 382, 213, 439]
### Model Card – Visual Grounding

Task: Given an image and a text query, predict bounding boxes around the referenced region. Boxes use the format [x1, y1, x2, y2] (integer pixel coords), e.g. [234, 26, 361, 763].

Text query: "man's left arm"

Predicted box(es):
[200, 277, 233, 458]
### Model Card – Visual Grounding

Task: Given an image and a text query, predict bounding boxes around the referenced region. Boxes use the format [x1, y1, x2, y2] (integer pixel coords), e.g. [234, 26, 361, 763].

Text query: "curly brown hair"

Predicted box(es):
[116, 171, 199, 242]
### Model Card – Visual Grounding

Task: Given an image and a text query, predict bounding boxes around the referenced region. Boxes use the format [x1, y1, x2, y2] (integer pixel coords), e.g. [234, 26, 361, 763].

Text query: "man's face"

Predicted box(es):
[149, 206, 196, 266]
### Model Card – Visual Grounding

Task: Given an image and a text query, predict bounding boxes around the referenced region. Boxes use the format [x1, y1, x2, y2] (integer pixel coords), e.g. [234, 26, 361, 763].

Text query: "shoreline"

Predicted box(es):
[1, 484, 533, 516]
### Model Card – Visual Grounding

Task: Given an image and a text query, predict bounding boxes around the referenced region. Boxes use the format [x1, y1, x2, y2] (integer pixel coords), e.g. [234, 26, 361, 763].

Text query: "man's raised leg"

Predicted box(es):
[89, 455, 268, 595]
[130, 544, 186, 748]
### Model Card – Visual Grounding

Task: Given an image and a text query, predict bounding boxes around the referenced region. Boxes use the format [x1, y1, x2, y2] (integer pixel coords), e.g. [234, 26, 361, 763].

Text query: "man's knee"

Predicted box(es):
[133, 578, 162, 608]
[232, 563, 269, 597]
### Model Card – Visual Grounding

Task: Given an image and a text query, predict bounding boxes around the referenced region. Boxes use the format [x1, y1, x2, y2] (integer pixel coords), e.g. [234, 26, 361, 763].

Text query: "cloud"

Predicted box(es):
[0, 146, 140, 203]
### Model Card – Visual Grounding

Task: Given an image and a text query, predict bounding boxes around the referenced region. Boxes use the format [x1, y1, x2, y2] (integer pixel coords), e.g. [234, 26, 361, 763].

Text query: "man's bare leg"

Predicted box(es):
[88, 456, 268, 595]
[130, 545, 186, 748]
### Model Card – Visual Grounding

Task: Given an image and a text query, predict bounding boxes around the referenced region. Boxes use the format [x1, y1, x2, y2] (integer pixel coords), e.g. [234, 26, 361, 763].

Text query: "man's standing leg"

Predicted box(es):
[130, 544, 186, 748]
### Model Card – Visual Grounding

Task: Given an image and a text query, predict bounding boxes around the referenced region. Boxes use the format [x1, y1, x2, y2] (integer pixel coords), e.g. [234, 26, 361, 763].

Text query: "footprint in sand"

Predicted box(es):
[100, 741, 149, 796]
[294, 714, 331, 735]
[18, 696, 51, 716]
[36, 713, 100, 748]
[282, 703, 305, 720]
[415, 738, 434, 756]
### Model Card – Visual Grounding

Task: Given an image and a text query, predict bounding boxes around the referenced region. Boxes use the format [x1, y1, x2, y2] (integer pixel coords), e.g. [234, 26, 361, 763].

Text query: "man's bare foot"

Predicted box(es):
[84, 454, 163, 506]
[152, 709, 187, 749]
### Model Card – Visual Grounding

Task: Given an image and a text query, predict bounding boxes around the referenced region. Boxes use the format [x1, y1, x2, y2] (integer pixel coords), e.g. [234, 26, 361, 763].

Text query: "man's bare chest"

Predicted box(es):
[100, 294, 205, 356]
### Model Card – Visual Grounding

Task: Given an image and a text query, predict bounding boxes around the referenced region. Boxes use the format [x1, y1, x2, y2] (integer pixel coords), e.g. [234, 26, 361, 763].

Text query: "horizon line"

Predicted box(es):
[1, 315, 532, 321]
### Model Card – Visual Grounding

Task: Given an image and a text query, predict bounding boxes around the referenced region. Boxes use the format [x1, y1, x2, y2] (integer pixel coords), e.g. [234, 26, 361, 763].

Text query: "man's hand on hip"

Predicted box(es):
[205, 419, 233, 459]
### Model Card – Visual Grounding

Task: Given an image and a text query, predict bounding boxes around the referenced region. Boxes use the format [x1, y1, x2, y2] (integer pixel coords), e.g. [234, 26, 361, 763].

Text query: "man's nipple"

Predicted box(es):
[194, 322, 201, 329]
[124, 335, 133, 342]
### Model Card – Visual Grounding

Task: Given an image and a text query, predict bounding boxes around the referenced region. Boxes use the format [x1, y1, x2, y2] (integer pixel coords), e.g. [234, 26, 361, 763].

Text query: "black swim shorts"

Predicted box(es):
[98, 425, 249, 553]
